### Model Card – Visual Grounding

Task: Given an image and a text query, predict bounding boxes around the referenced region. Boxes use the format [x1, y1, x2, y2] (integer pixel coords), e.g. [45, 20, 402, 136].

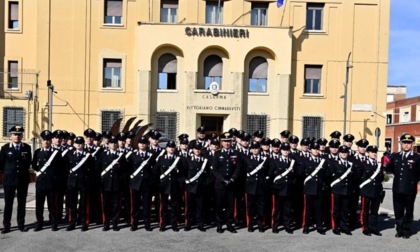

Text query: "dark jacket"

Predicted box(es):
[97, 150, 127, 192]
[0, 142, 32, 186]
[128, 150, 154, 191]
[329, 159, 356, 196]
[389, 151, 420, 195]
[245, 155, 269, 195]
[184, 155, 210, 194]
[302, 156, 328, 196]
[156, 154, 184, 195]
[32, 148, 62, 191]
[358, 159, 384, 198]
[67, 150, 94, 190]
[269, 155, 295, 196]
[212, 148, 242, 191]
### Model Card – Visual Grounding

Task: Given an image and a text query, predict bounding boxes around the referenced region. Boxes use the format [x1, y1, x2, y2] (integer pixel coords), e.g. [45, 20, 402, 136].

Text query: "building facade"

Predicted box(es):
[385, 86, 420, 153]
[1, 0, 389, 147]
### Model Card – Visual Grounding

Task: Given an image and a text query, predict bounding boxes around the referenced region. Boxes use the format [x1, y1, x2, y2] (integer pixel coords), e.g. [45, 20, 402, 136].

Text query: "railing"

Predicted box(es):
[0, 69, 39, 100]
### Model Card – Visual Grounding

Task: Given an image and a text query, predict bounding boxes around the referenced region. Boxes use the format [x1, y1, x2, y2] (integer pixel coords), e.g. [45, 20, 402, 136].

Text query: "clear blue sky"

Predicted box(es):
[389, 0, 420, 97]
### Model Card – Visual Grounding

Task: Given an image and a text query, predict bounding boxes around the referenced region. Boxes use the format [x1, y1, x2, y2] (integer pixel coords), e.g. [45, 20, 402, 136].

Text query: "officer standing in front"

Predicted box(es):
[0, 126, 32, 233]
[213, 132, 242, 233]
[388, 134, 420, 239]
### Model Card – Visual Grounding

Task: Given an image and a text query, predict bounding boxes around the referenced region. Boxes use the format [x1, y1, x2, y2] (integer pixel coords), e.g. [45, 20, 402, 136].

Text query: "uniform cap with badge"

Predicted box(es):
[317, 138, 328, 146]
[220, 132, 232, 141]
[84, 128, 96, 138]
[178, 133, 189, 140]
[196, 126, 206, 134]
[179, 138, 189, 145]
[288, 135, 299, 144]
[261, 137, 271, 146]
[149, 130, 162, 140]
[356, 139, 369, 148]
[271, 138, 281, 147]
[330, 131, 342, 139]
[329, 139, 341, 148]
[253, 130, 264, 138]
[117, 132, 127, 141]
[241, 132, 252, 142]
[300, 138, 310, 146]
[338, 145, 349, 153]
[40, 130, 53, 141]
[366, 145, 378, 153]
[9, 125, 24, 135]
[74, 136, 85, 144]
[400, 133, 415, 143]
[193, 142, 203, 150]
[52, 130, 64, 139]
[228, 128, 239, 137]
[68, 132, 76, 141]
[166, 140, 176, 148]
[211, 138, 220, 145]
[138, 136, 149, 144]
[109, 135, 118, 144]
[280, 130, 291, 138]
[250, 141, 260, 149]
[280, 142, 291, 150]
[310, 142, 320, 150]
[126, 131, 136, 139]
[343, 134, 355, 143]
[102, 131, 112, 139]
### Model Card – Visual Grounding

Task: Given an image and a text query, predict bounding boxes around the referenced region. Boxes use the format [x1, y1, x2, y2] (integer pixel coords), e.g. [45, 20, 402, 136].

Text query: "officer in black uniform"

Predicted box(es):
[188, 126, 208, 150]
[52, 129, 69, 223]
[244, 141, 269, 232]
[128, 136, 154, 231]
[213, 132, 242, 233]
[32, 130, 63, 231]
[125, 131, 136, 150]
[329, 145, 355, 235]
[66, 136, 94, 231]
[301, 143, 328, 235]
[253, 130, 264, 143]
[388, 134, 420, 239]
[0, 126, 32, 233]
[202, 138, 219, 224]
[176, 137, 190, 158]
[228, 128, 239, 150]
[117, 132, 132, 224]
[343, 134, 356, 157]
[270, 142, 295, 234]
[148, 130, 164, 223]
[358, 145, 383, 236]
[98, 135, 126, 231]
[317, 138, 328, 157]
[289, 135, 300, 156]
[156, 140, 184, 232]
[184, 142, 210, 232]
[260, 138, 271, 158]
[235, 132, 251, 227]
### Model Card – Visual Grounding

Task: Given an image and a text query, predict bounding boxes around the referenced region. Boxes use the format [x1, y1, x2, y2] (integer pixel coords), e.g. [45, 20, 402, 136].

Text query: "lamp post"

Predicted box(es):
[47, 80, 54, 131]
[343, 52, 352, 135]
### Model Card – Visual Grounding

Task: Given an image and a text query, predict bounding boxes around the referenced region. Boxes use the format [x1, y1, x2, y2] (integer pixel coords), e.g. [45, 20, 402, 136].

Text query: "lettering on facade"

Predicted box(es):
[202, 94, 226, 99]
[186, 105, 241, 111]
[185, 27, 249, 38]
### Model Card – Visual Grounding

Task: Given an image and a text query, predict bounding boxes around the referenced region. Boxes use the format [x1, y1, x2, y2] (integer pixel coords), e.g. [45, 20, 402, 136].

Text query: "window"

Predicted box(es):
[306, 3, 324, 31]
[7, 61, 19, 89]
[202, 55, 223, 89]
[251, 2, 267, 26]
[158, 54, 177, 90]
[156, 112, 177, 141]
[103, 59, 121, 88]
[104, 0, 123, 24]
[249, 57, 268, 93]
[3, 107, 24, 137]
[101, 110, 121, 132]
[385, 138, 392, 150]
[206, 1, 223, 24]
[302, 116, 323, 139]
[402, 111, 410, 123]
[386, 114, 392, 125]
[8, 1, 19, 29]
[304, 65, 321, 94]
[246, 115, 268, 136]
[161, 0, 178, 23]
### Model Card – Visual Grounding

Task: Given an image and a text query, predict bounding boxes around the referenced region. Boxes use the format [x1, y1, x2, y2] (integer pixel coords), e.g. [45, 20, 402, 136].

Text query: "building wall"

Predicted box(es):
[1, 0, 390, 148]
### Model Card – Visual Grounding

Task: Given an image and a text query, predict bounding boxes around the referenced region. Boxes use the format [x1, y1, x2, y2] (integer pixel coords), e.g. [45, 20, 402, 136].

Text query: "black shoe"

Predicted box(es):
[198, 226, 206, 232]
[81, 225, 88, 232]
[113, 226, 120, 231]
[18, 226, 28, 232]
[272, 228, 279, 234]
[130, 226, 138, 231]
[216, 226, 223, 233]
[371, 230, 382, 236]
[333, 229, 341, 235]
[317, 230, 326, 235]
[51, 225, 58, 231]
[145, 226, 153, 232]
[184, 226, 191, 232]
[342, 230, 352, 236]
[34, 225, 43, 232]
[285, 228, 293, 234]
[395, 232, 402, 238]
[66, 225, 76, 231]
[102, 225, 110, 231]
[248, 226, 254, 232]
[1, 228, 11, 234]
[258, 227, 265, 233]
[403, 234, 410, 239]
[159, 226, 166, 232]
[302, 228, 309, 234]
[362, 229, 371, 236]
[227, 226, 237, 233]
[172, 226, 179, 232]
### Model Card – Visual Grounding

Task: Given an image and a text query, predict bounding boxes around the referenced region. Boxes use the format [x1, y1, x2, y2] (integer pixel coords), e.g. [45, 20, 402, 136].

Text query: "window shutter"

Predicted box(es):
[105, 60, 121, 68]
[106, 0, 123, 16]
[204, 55, 223, 77]
[305, 66, 321, 79]
[249, 57, 268, 79]
[162, 0, 178, 9]
[9, 61, 18, 78]
[10, 2, 18, 21]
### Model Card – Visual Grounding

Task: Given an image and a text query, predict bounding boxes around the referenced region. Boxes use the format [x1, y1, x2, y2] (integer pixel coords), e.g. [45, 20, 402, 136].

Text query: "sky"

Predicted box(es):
[388, 0, 420, 97]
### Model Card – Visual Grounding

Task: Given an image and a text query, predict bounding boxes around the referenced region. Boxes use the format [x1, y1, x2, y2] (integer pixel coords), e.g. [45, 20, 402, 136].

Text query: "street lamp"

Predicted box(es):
[343, 52, 352, 135]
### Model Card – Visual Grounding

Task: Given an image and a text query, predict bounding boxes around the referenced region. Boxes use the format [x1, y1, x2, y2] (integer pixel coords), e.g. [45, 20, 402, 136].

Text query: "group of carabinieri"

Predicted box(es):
[1, 125, 419, 238]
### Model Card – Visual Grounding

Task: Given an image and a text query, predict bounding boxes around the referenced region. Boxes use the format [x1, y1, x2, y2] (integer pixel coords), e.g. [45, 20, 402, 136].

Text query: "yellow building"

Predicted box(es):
[1, 0, 389, 147]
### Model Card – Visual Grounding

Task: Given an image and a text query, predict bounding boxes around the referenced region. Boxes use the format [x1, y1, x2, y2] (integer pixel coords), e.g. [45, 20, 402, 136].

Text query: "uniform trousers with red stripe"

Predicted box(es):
[245, 193, 265, 228]
[35, 189, 58, 226]
[360, 196, 380, 231]
[184, 192, 204, 227]
[102, 191, 121, 226]
[130, 189, 151, 228]
[67, 188, 88, 226]
[272, 195, 292, 230]
[159, 193, 180, 228]
[302, 194, 323, 230]
[331, 194, 350, 232]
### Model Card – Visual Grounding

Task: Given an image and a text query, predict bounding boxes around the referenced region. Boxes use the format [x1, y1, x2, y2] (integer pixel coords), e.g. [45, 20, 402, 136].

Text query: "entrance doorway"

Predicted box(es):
[201, 116, 224, 138]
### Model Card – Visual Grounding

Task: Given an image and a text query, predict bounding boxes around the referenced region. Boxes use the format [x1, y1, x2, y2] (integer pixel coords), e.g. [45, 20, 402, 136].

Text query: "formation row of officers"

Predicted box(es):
[1, 126, 420, 238]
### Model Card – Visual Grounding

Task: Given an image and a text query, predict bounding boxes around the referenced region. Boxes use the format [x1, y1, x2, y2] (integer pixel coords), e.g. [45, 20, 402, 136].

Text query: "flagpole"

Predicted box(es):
[280, 1, 287, 27]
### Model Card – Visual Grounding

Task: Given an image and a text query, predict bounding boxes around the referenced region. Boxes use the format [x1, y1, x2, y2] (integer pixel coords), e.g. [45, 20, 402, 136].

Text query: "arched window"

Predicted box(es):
[249, 57, 267, 93]
[158, 53, 177, 90]
[203, 55, 222, 89]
